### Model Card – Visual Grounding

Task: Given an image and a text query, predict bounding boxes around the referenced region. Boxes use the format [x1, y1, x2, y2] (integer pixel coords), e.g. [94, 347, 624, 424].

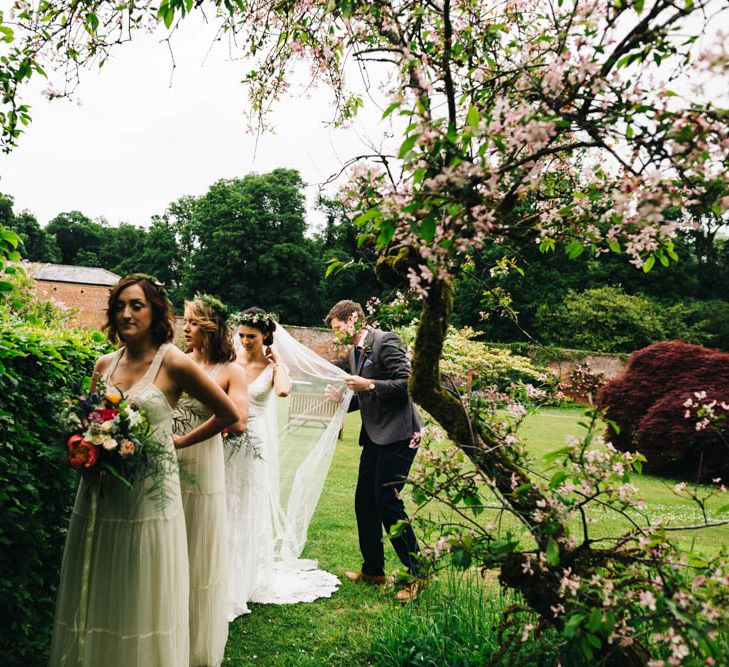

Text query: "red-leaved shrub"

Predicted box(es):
[596, 341, 729, 483]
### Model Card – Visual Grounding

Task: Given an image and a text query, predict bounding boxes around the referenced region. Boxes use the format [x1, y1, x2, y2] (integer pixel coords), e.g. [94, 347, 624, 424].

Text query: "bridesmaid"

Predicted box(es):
[49, 274, 239, 667]
[173, 294, 248, 667]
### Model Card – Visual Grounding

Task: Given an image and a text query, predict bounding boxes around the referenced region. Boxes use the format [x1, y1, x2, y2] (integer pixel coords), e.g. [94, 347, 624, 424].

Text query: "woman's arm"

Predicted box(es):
[166, 349, 239, 449]
[89, 353, 113, 393]
[222, 362, 249, 435]
[266, 347, 292, 397]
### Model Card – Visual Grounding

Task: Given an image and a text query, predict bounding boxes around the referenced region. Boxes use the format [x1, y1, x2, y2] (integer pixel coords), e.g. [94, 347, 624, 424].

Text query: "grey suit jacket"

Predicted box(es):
[344, 328, 424, 445]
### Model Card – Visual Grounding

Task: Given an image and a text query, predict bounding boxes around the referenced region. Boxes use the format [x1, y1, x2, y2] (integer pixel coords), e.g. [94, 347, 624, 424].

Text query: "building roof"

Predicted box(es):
[33, 263, 121, 286]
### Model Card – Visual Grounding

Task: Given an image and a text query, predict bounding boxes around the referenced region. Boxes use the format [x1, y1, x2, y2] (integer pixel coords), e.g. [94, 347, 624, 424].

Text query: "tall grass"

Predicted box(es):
[368, 572, 569, 667]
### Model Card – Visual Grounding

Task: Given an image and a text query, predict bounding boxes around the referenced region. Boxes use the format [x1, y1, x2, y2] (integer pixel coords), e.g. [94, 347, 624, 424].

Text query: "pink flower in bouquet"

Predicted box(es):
[66, 434, 98, 469]
[119, 439, 136, 458]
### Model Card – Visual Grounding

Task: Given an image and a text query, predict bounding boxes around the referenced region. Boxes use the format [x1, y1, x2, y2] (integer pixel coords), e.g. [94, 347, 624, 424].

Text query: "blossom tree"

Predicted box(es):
[5, 0, 729, 662]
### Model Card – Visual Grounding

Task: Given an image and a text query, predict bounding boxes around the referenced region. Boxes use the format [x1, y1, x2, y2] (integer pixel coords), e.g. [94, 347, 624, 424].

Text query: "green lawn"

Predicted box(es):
[224, 408, 726, 665]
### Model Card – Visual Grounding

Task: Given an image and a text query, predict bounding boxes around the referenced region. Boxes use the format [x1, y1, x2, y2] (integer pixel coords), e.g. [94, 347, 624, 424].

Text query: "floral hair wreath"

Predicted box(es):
[232, 310, 279, 328]
[194, 293, 230, 320]
[129, 273, 169, 299]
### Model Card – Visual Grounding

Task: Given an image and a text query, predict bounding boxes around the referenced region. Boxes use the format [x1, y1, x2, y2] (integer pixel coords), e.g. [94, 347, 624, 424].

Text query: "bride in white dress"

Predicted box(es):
[226, 308, 353, 620]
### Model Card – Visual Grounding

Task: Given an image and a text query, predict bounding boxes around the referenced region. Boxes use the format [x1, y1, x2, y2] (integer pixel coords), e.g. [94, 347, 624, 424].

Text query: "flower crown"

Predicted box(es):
[233, 310, 278, 328]
[130, 273, 168, 299]
[194, 293, 230, 320]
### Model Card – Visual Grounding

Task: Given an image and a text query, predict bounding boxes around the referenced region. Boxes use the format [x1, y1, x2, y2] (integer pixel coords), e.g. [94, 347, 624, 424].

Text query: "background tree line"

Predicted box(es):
[3, 167, 727, 350]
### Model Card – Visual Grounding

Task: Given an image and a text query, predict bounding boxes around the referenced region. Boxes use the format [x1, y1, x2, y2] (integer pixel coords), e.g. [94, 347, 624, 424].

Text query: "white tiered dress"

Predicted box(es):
[49, 343, 189, 666]
[175, 363, 229, 667]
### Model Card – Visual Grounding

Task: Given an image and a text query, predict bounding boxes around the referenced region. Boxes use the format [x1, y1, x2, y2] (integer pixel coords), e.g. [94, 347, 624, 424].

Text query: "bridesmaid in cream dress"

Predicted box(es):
[49, 275, 239, 667]
[173, 295, 248, 667]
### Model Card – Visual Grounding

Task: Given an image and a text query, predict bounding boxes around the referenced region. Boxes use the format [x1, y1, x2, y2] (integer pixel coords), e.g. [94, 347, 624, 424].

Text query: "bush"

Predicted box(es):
[536, 286, 667, 353]
[397, 324, 557, 393]
[536, 285, 729, 353]
[560, 362, 605, 404]
[596, 340, 729, 483]
[0, 316, 109, 664]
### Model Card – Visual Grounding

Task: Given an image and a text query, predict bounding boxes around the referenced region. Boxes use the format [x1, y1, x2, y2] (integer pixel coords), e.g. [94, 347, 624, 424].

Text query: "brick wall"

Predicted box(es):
[285, 325, 343, 364]
[33, 280, 111, 330]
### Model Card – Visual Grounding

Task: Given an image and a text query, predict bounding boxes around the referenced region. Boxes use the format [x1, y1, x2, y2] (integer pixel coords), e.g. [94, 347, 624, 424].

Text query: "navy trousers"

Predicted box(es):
[356, 430, 420, 576]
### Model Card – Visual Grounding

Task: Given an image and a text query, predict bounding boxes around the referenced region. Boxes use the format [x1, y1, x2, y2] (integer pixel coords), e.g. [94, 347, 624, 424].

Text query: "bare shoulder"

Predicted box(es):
[94, 350, 118, 376]
[224, 360, 247, 382]
[160, 344, 192, 374]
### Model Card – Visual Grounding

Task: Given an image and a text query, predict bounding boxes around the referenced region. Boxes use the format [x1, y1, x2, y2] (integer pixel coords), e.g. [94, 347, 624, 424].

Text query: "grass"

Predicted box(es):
[224, 408, 726, 665]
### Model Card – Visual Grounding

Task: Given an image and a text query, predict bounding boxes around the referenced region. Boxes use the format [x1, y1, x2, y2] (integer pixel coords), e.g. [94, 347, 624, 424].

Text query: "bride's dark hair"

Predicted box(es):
[235, 307, 277, 346]
[185, 295, 236, 364]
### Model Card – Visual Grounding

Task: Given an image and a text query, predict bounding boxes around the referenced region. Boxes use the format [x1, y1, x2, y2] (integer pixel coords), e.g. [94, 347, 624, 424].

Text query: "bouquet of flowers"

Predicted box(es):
[60, 382, 179, 509]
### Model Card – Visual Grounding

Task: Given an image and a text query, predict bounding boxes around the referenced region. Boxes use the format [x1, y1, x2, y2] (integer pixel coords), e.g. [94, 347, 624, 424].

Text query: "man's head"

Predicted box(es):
[325, 300, 366, 343]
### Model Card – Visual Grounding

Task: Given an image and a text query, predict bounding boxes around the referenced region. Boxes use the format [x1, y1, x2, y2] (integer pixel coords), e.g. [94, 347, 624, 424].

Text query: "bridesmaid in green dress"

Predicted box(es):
[173, 295, 248, 667]
[49, 275, 239, 667]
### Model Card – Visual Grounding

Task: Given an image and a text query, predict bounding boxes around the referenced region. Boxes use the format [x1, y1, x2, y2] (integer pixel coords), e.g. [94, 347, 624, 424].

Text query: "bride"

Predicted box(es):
[226, 307, 352, 619]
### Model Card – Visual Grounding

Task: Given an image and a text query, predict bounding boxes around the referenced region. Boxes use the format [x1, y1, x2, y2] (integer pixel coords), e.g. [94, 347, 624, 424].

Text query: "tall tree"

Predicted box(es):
[46, 211, 103, 266]
[172, 169, 321, 322]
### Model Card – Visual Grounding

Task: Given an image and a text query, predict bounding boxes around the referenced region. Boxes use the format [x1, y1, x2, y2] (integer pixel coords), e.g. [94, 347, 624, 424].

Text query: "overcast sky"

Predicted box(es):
[0, 15, 388, 229]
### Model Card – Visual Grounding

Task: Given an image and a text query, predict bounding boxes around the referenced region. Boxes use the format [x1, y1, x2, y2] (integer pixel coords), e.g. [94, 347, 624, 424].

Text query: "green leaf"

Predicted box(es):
[546, 537, 560, 565]
[549, 471, 568, 489]
[716, 503, 729, 514]
[420, 215, 436, 243]
[642, 255, 656, 273]
[0, 25, 14, 43]
[634, 0, 645, 13]
[587, 608, 603, 632]
[382, 102, 400, 119]
[566, 240, 585, 259]
[353, 207, 380, 227]
[398, 135, 417, 159]
[0, 282, 14, 292]
[377, 221, 396, 247]
[467, 105, 480, 130]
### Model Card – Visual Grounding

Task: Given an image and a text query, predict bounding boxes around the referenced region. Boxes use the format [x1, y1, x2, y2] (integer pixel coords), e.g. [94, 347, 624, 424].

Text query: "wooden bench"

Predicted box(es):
[286, 384, 343, 438]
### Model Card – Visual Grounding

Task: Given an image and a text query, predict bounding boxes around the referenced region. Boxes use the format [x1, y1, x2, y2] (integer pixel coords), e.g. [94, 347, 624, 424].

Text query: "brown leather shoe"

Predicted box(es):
[344, 571, 387, 585]
[394, 581, 420, 602]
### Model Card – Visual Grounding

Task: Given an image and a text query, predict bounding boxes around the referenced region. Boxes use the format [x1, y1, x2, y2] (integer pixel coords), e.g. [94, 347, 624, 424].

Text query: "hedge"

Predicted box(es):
[0, 317, 109, 664]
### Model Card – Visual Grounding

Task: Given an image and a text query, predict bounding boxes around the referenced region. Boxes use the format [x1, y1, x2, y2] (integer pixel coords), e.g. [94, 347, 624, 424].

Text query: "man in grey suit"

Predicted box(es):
[325, 300, 423, 601]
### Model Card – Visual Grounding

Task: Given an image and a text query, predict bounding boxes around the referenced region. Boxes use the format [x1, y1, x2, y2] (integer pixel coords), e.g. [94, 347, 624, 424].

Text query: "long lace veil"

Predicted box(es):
[234, 323, 353, 567]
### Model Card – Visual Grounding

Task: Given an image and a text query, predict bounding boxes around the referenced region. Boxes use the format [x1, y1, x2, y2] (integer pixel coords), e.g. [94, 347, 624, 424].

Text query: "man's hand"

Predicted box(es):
[325, 384, 343, 402]
[345, 375, 374, 392]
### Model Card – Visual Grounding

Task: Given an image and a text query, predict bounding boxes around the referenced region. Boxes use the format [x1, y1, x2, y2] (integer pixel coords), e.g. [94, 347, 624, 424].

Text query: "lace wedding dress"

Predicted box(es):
[49, 344, 189, 666]
[226, 325, 353, 620]
[175, 363, 228, 667]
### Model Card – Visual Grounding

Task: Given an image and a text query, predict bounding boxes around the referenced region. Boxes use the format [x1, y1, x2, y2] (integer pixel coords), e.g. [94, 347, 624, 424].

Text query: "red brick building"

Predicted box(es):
[32, 264, 120, 330]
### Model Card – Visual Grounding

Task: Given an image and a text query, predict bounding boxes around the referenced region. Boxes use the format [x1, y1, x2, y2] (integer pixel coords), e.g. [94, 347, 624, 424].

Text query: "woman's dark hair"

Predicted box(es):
[236, 307, 276, 346]
[105, 274, 175, 346]
[185, 297, 236, 364]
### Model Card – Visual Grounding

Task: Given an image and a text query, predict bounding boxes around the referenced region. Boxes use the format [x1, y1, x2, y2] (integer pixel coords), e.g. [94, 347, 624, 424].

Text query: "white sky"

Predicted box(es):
[0, 15, 389, 229]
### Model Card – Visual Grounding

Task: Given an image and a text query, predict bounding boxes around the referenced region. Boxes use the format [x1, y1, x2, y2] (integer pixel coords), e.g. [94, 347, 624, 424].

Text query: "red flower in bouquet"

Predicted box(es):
[88, 408, 119, 423]
[66, 434, 98, 469]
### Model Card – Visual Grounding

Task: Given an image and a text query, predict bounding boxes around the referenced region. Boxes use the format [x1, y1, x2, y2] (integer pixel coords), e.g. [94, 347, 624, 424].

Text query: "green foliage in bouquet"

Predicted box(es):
[0, 318, 110, 665]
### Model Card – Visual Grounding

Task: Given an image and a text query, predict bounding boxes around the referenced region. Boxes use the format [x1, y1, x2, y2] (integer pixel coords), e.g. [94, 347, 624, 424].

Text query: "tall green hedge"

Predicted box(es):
[0, 318, 109, 664]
